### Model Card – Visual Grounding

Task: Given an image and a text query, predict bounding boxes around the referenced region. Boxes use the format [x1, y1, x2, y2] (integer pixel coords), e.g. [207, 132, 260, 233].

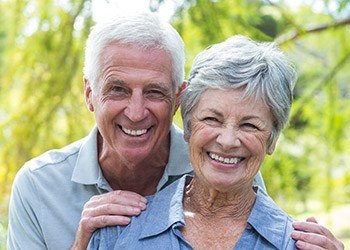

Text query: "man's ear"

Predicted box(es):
[173, 80, 187, 114]
[84, 78, 94, 112]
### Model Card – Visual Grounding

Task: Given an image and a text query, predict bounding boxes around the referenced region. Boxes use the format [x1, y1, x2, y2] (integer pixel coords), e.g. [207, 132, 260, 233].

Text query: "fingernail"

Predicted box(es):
[139, 202, 147, 210]
[296, 240, 305, 248]
[292, 221, 301, 229]
[133, 207, 141, 213]
[140, 197, 147, 203]
[291, 231, 300, 239]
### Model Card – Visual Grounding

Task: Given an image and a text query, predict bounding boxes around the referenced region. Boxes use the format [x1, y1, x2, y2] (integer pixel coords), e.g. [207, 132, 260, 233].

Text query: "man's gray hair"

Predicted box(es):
[83, 12, 185, 91]
[181, 35, 297, 148]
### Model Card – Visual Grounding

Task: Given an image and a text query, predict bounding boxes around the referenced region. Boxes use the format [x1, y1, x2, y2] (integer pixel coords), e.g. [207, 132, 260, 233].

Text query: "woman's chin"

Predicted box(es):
[204, 177, 240, 192]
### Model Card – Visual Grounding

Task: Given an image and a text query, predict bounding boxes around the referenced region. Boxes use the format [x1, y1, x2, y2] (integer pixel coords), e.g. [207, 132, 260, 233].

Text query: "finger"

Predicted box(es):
[83, 203, 143, 218]
[87, 191, 147, 209]
[306, 217, 318, 224]
[92, 190, 147, 203]
[292, 231, 333, 249]
[292, 221, 333, 238]
[80, 214, 132, 233]
[110, 190, 148, 203]
[294, 239, 325, 250]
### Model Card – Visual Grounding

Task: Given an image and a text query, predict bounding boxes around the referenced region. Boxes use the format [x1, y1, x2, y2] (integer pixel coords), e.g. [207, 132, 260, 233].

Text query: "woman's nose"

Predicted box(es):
[216, 126, 241, 150]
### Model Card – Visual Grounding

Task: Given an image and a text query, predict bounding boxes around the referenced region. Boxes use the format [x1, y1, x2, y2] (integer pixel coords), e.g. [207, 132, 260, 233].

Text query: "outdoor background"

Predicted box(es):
[0, 0, 349, 249]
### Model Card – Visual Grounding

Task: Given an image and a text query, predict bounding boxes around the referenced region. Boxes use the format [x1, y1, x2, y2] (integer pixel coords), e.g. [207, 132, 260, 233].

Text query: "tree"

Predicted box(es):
[0, 0, 94, 211]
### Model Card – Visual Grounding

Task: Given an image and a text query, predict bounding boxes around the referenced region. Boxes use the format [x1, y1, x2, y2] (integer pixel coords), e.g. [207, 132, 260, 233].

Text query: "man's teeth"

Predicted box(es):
[208, 153, 242, 164]
[122, 127, 147, 136]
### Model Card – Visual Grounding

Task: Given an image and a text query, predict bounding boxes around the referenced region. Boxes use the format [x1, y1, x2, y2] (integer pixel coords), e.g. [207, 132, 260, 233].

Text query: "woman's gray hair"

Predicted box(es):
[181, 35, 297, 148]
[83, 12, 185, 91]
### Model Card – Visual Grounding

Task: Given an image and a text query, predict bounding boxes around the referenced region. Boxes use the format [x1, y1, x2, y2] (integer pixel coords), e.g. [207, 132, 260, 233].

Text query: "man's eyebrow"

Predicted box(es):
[147, 82, 172, 92]
[106, 79, 127, 86]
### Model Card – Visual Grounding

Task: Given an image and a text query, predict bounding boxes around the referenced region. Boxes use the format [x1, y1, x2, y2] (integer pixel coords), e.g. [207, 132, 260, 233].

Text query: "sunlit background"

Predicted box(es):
[1, 0, 349, 248]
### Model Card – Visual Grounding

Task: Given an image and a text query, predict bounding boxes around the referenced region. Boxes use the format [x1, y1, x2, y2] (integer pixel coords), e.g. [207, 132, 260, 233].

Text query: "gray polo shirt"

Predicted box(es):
[7, 124, 265, 250]
[7, 125, 192, 249]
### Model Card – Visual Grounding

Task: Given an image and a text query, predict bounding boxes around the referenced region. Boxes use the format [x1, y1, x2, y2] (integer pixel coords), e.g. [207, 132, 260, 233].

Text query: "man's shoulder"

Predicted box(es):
[21, 138, 85, 174]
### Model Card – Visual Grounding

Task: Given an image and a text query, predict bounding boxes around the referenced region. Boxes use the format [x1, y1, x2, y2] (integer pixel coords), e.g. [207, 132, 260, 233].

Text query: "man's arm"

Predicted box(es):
[7, 167, 46, 249]
[292, 217, 344, 250]
[71, 190, 147, 250]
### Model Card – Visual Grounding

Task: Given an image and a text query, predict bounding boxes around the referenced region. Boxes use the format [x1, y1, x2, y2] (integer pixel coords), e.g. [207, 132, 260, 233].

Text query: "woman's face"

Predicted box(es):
[189, 88, 274, 192]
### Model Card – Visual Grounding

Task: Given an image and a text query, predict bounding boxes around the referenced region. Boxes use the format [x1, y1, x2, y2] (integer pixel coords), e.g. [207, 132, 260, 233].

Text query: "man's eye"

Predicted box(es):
[145, 89, 165, 98]
[112, 86, 125, 92]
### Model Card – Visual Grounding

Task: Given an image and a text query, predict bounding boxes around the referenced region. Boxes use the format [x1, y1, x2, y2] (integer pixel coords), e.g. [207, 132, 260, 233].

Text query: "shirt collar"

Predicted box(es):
[138, 177, 293, 247]
[165, 124, 191, 175]
[71, 126, 111, 190]
[72, 124, 192, 190]
[139, 175, 189, 239]
[153, 124, 192, 191]
[247, 187, 294, 249]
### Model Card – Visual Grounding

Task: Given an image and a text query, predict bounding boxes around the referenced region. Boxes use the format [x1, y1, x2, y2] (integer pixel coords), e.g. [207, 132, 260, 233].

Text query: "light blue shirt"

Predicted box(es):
[89, 175, 295, 250]
[8, 124, 265, 250]
[7, 125, 193, 250]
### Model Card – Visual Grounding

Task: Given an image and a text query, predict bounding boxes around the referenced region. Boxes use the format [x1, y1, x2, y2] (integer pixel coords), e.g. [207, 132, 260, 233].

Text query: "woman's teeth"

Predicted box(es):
[208, 152, 242, 164]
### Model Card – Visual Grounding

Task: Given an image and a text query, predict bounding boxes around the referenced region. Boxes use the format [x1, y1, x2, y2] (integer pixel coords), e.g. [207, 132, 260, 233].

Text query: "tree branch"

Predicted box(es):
[290, 51, 350, 120]
[276, 17, 350, 45]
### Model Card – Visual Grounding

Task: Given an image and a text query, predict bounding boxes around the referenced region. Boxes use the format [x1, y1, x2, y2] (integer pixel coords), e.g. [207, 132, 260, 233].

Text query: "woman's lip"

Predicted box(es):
[207, 152, 244, 164]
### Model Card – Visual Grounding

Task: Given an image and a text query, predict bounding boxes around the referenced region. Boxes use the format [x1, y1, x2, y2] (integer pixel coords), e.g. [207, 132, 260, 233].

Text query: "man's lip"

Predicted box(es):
[118, 125, 152, 136]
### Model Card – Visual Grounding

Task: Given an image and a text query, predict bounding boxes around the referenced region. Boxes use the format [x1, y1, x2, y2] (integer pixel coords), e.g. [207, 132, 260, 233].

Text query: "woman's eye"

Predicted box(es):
[203, 117, 220, 123]
[242, 123, 258, 130]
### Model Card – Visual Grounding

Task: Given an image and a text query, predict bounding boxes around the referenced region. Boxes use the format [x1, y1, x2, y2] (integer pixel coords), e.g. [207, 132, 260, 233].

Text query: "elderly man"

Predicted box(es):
[7, 13, 343, 250]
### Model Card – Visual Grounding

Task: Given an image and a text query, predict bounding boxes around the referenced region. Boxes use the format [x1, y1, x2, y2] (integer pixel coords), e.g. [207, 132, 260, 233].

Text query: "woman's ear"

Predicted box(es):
[173, 81, 187, 114]
[184, 132, 190, 142]
[267, 141, 277, 155]
[84, 78, 94, 112]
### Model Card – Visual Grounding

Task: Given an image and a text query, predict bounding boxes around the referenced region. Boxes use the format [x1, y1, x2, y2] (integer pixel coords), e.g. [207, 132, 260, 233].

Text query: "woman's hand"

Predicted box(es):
[292, 217, 344, 250]
[70, 190, 147, 250]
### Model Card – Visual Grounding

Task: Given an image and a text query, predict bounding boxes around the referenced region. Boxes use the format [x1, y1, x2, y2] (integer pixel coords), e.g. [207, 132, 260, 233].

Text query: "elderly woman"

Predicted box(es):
[88, 35, 297, 249]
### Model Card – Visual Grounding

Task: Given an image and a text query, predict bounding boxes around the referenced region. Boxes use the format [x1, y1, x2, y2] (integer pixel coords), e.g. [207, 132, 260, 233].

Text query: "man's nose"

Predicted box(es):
[124, 92, 148, 122]
[216, 126, 241, 150]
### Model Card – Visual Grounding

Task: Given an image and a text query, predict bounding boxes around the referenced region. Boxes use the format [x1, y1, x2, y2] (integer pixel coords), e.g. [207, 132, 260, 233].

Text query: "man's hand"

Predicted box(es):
[292, 217, 344, 250]
[71, 190, 147, 250]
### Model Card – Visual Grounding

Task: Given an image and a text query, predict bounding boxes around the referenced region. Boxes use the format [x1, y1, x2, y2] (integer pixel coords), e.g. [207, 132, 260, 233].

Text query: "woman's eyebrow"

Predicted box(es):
[203, 108, 223, 117]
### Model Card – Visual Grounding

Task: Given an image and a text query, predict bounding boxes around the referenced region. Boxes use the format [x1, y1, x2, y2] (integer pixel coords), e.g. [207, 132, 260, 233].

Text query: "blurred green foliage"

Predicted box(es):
[1, 0, 350, 247]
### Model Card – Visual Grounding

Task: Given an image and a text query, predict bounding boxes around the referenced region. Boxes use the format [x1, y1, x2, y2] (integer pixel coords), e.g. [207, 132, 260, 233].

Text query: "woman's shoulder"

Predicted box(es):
[247, 186, 296, 249]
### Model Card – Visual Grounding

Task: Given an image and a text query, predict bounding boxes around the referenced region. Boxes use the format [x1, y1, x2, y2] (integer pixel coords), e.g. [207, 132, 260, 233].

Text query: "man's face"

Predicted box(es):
[85, 43, 178, 165]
